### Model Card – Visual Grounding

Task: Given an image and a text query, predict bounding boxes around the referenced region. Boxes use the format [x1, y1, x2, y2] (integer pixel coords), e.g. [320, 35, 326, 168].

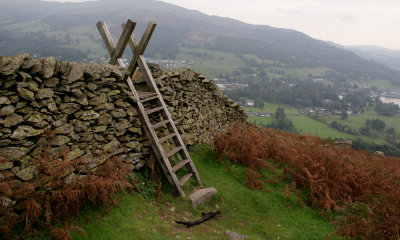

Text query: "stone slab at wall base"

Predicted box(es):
[0, 53, 246, 211]
[189, 187, 218, 208]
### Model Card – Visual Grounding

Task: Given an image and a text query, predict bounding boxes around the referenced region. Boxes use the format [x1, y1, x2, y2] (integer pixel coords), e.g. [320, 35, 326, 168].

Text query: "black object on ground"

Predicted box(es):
[175, 211, 221, 227]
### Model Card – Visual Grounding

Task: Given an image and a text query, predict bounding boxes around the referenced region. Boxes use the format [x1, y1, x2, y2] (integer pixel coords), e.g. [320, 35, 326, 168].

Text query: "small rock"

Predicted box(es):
[0, 96, 10, 105]
[88, 93, 107, 105]
[93, 125, 107, 132]
[374, 151, 385, 156]
[51, 135, 70, 146]
[10, 125, 44, 140]
[73, 121, 89, 132]
[128, 127, 142, 135]
[110, 108, 127, 118]
[225, 231, 248, 240]
[71, 89, 85, 99]
[65, 148, 84, 161]
[80, 131, 93, 142]
[40, 57, 56, 78]
[115, 119, 132, 131]
[59, 103, 81, 114]
[104, 139, 121, 151]
[107, 90, 120, 97]
[0, 105, 15, 116]
[86, 83, 97, 91]
[35, 88, 53, 99]
[0, 53, 30, 75]
[125, 141, 139, 149]
[55, 124, 74, 134]
[0, 147, 30, 161]
[65, 173, 76, 184]
[16, 166, 37, 181]
[43, 77, 59, 87]
[26, 113, 48, 125]
[80, 110, 100, 120]
[18, 71, 32, 80]
[17, 87, 35, 100]
[97, 113, 112, 125]
[0, 162, 14, 171]
[4, 113, 23, 127]
[66, 63, 83, 83]
[0, 196, 16, 207]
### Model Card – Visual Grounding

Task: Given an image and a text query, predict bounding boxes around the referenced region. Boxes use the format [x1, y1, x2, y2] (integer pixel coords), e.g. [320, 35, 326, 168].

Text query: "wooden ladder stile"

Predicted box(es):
[96, 19, 202, 197]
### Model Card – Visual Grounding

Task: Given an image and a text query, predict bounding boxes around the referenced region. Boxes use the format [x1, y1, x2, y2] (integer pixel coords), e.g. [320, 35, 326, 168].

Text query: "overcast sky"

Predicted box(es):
[45, 0, 400, 50]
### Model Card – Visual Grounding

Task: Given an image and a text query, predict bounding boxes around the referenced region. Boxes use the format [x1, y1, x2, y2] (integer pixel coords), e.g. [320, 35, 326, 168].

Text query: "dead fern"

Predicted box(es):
[0, 131, 137, 239]
[214, 122, 400, 239]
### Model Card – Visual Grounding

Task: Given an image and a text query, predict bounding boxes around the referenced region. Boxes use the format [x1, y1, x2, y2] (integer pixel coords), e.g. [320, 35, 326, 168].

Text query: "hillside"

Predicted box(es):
[329, 43, 400, 71]
[69, 145, 339, 240]
[0, 0, 399, 85]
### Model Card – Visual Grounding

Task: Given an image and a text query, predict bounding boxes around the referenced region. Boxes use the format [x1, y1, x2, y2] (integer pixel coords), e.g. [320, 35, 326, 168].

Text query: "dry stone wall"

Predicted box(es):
[0, 53, 246, 188]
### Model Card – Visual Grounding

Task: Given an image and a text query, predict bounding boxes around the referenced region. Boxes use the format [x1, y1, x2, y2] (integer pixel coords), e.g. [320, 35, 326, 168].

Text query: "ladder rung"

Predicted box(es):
[172, 159, 190, 173]
[159, 133, 176, 144]
[152, 120, 170, 129]
[166, 146, 183, 158]
[137, 90, 158, 102]
[145, 106, 164, 115]
[179, 173, 193, 186]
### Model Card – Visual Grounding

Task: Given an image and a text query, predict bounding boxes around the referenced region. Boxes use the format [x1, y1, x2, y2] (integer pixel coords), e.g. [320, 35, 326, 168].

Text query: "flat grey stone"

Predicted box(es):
[189, 187, 218, 208]
[0, 105, 15, 116]
[225, 230, 248, 240]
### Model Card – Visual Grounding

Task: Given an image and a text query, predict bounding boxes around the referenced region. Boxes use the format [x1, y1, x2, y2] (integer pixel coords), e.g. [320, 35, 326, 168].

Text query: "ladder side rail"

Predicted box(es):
[137, 57, 202, 185]
[133, 100, 185, 196]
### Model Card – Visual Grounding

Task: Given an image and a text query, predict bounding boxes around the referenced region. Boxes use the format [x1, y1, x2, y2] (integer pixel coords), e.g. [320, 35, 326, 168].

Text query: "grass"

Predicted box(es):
[71, 145, 338, 240]
[178, 47, 244, 77]
[325, 108, 400, 132]
[324, 107, 399, 145]
[366, 79, 400, 90]
[245, 101, 387, 144]
[243, 102, 299, 114]
[0, 19, 51, 32]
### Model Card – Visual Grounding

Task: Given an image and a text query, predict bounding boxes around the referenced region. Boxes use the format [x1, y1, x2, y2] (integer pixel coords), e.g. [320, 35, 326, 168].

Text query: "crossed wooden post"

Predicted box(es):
[96, 19, 156, 77]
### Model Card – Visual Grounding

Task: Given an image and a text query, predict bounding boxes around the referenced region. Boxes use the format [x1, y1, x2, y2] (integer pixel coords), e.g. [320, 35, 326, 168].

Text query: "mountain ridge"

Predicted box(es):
[0, 0, 399, 85]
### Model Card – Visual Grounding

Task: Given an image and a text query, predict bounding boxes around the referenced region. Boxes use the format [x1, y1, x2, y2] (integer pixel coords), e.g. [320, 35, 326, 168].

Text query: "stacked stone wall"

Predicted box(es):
[0, 54, 246, 206]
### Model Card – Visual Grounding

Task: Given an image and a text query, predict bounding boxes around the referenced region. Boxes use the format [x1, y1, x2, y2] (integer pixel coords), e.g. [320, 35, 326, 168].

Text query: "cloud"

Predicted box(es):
[42, 0, 98, 2]
[336, 13, 356, 23]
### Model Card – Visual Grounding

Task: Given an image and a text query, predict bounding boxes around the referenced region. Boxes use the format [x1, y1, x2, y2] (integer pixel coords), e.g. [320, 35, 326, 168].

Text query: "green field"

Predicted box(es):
[325, 108, 400, 132]
[178, 47, 245, 77]
[366, 79, 400, 90]
[245, 102, 391, 144]
[71, 145, 338, 240]
[244, 103, 299, 114]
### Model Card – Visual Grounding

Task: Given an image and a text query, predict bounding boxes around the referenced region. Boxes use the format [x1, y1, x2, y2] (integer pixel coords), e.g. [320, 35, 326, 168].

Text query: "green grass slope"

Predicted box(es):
[72, 145, 338, 240]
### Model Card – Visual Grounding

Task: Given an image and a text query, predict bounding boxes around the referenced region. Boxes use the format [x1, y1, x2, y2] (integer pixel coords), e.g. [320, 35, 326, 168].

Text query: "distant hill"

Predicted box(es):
[344, 45, 400, 71]
[0, 0, 399, 85]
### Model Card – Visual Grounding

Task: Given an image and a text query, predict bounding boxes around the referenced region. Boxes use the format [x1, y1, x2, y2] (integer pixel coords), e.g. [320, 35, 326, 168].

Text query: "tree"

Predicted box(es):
[360, 126, 371, 136]
[267, 107, 297, 133]
[365, 119, 386, 130]
[341, 110, 348, 120]
[386, 127, 395, 136]
[375, 101, 400, 116]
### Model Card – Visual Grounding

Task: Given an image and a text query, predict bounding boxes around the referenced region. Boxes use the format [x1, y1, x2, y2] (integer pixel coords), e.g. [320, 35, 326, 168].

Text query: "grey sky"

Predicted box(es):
[44, 0, 400, 50]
